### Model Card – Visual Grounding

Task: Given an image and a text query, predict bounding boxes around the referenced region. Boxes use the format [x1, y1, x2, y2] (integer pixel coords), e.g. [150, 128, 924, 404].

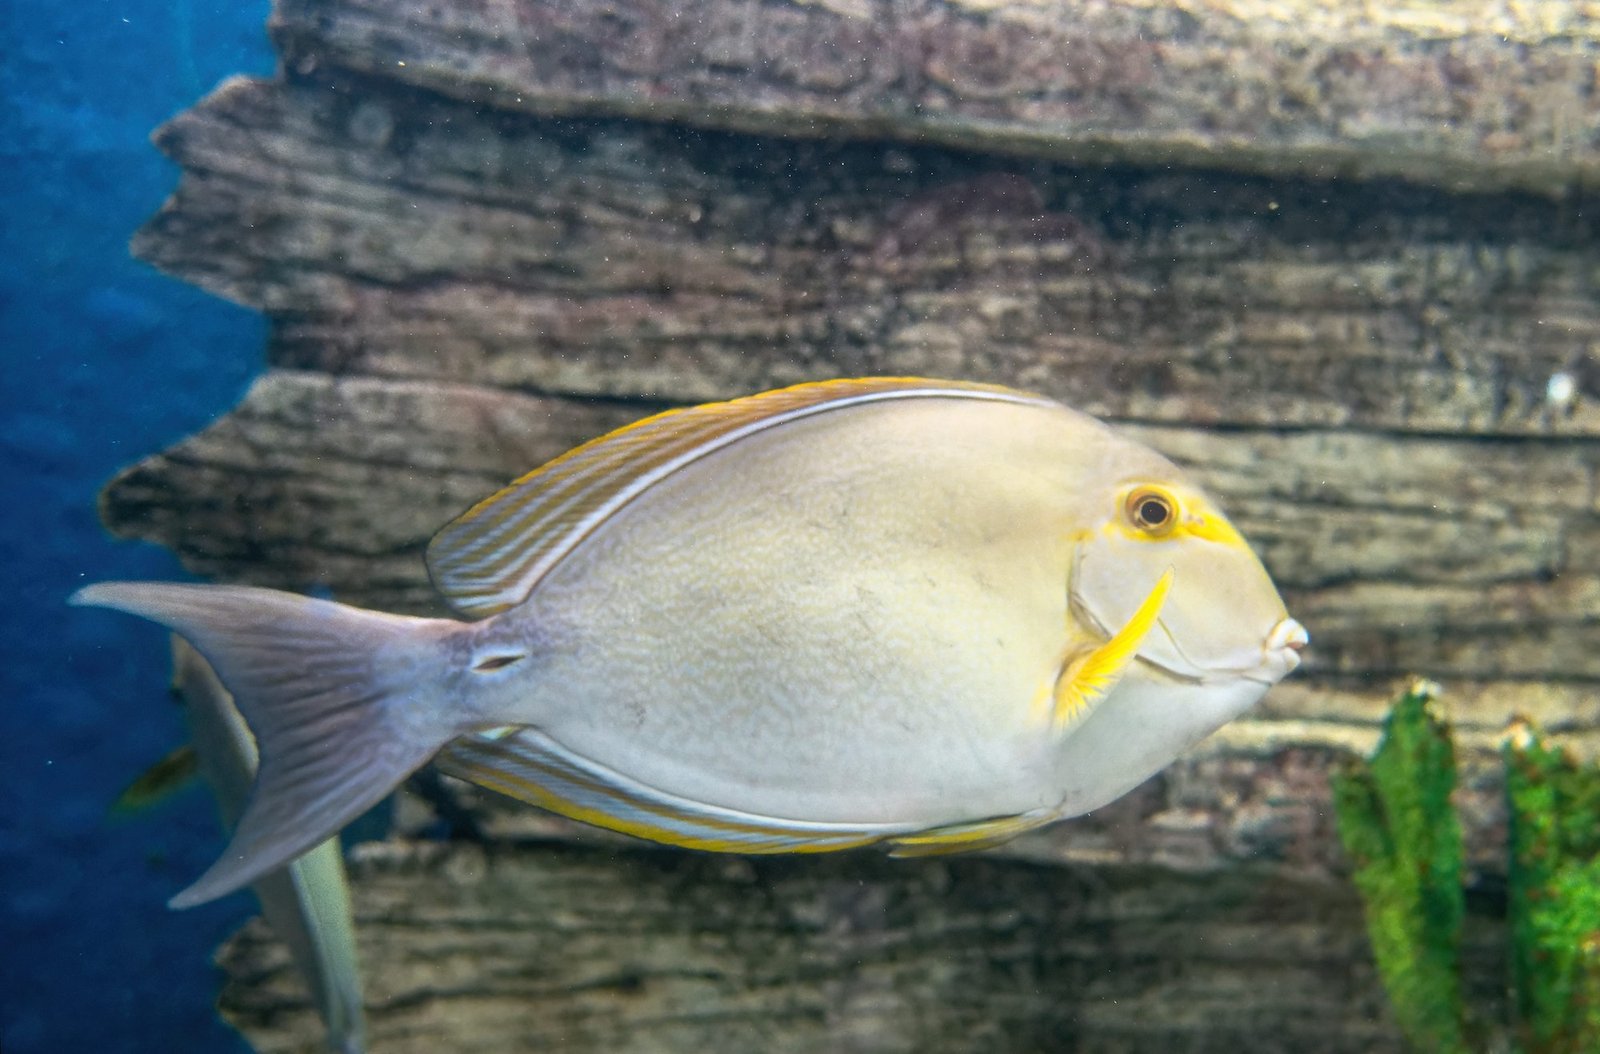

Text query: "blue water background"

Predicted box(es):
[2, 2, 274, 1050]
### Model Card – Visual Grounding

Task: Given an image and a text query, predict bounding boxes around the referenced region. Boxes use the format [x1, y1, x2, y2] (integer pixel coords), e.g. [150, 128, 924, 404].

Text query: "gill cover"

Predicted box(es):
[1070, 484, 1289, 683]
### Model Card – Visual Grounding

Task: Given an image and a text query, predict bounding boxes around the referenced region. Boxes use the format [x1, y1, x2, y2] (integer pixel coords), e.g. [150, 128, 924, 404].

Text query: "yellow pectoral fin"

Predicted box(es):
[1053, 568, 1174, 729]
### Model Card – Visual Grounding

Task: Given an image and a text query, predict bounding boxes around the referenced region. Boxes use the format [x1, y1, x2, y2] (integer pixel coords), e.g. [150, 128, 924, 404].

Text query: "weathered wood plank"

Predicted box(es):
[108, 3, 1600, 1048]
[134, 75, 1600, 439]
[217, 838, 1513, 1053]
[266, 0, 1600, 198]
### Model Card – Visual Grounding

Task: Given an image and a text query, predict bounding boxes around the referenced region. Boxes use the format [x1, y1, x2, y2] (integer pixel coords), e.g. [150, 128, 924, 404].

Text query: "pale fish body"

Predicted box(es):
[170, 637, 367, 1054]
[74, 378, 1306, 907]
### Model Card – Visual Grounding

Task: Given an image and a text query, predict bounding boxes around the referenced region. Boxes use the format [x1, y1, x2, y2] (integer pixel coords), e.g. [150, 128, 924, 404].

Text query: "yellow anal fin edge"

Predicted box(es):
[1054, 568, 1174, 729]
[887, 810, 1056, 857]
[437, 727, 904, 855]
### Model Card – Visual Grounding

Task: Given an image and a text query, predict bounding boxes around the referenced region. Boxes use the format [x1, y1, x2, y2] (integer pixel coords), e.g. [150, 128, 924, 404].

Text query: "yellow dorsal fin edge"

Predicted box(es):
[426, 377, 1054, 618]
[1054, 568, 1174, 728]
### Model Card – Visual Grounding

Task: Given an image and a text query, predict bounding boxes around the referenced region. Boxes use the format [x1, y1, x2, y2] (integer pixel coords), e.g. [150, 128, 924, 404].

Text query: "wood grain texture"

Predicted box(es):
[265, 0, 1600, 197]
[102, 0, 1600, 1049]
[216, 838, 1514, 1053]
[135, 75, 1600, 437]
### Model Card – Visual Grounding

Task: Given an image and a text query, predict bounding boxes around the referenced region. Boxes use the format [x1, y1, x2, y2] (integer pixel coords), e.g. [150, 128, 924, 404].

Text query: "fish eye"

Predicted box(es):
[1124, 487, 1178, 536]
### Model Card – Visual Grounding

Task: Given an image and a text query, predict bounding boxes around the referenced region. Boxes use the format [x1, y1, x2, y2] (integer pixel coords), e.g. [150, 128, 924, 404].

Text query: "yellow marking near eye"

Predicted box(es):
[1181, 512, 1250, 550]
[1052, 568, 1173, 728]
[1109, 497, 1249, 553]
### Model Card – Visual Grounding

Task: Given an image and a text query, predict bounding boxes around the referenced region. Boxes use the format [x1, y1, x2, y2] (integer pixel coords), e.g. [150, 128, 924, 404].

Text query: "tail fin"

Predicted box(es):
[72, 582, 459, 909]
[171, 637, 368, 1054]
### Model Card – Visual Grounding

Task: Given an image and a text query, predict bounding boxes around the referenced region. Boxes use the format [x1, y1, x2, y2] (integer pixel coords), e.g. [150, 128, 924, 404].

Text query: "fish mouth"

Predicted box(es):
[1266, 616, 1310, 655]
[1235, 616, 1308, 685]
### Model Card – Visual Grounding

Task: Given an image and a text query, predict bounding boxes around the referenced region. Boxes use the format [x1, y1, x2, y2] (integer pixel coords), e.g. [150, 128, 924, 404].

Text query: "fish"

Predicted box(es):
[168, 636, 368, 1054]
[111, 742, 201, 815]
[73, 376, 1307, 908]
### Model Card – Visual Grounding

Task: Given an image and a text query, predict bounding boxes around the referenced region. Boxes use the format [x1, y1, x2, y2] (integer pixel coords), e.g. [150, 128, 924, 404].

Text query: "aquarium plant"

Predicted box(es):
[1503, 720, 1600, 1051]
[1334, 680, 1600, 1052]
[1332, 681, 1469, 1052]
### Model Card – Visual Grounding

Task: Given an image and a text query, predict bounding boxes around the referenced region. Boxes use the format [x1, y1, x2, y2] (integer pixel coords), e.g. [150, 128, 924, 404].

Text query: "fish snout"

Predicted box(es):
[1258, 616, 1309, 679]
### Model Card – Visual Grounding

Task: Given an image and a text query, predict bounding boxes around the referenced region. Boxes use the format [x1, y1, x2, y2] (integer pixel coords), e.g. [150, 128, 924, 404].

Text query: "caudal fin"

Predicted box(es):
[72, 582, 459, 908]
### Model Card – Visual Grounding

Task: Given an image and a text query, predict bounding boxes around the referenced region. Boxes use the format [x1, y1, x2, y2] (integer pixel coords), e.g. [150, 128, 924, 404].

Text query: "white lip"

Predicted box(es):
[1245, 616, 1308, 684]
[1267, 617, 1310, 653]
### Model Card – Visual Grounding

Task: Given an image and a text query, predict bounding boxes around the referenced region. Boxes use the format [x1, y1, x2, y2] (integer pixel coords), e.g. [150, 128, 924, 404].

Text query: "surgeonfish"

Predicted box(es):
[169, 637, 368, 1054]
[74, 377, 1307, 908]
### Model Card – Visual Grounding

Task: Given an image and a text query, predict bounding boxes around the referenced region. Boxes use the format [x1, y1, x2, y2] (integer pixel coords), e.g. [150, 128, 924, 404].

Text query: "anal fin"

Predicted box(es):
[438, 728, 906, 854]
[887, 811, 1056, 857]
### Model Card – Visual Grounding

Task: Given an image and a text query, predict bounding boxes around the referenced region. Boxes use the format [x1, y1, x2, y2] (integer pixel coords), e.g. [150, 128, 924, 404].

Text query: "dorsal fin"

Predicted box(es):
[426, 377, 1053, 617]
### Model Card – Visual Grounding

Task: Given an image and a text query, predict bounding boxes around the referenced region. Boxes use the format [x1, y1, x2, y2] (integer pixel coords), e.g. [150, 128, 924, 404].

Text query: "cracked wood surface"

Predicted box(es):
[266, 0, 1600, 197]
[137, 75, 1600, 437]
[101, 1, 1600, 1049]
[216, 839, 1513, 1053]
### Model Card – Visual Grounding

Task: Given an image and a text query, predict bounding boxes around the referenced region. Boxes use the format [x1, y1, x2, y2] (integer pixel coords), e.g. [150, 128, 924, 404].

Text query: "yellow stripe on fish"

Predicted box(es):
[1051, 568, 1174, 729]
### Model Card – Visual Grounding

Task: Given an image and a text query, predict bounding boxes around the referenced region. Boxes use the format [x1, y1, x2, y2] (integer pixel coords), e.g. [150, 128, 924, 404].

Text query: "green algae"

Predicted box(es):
[1335, 681, 1600, 1052]
[1504, 722, 1600, 1053]
[1332, 680, 1469, 1053]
